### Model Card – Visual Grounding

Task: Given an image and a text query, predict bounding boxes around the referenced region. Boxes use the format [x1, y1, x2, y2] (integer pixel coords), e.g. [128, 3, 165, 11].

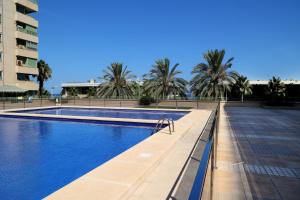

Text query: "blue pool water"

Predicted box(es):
[18, 107, 188, 120]
[0, 117, 153, 200]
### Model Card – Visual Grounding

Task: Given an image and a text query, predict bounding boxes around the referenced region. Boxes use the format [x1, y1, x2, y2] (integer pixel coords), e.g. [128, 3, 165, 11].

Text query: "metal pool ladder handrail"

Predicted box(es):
[152, 118, 175, 135]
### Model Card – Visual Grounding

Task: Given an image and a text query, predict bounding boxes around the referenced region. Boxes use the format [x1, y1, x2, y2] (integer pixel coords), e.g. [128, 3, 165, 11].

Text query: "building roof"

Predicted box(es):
[249, 80, 300, 85]
[0, 85, 28, 93]
[61, 79, 300, 88]
[61, 79, 143, 88]
[61, 79, 100, 88]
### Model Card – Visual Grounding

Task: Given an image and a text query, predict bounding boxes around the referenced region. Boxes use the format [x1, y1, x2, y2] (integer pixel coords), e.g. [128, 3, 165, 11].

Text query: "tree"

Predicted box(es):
[87, 87, 97, 97]
[266, 76, 286, 99]
[97, 63, 136, 99]
[37, 60, 52, 97]
[68, 87, 79, 97]
[40, 88, 51, 97]
[143, 58, 188, 99]
[235, 75, 252, 102]
[190, 49, 238, 100]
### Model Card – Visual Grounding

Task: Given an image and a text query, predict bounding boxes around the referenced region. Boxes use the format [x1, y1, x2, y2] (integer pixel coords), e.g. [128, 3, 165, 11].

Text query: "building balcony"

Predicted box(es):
[28, 0, 38, 4]
[15, 0, 38, 12]
[16, 26, 38, 37]
[16, 80, 38, 91]
[16, 63, 38, 76]
[15, 12, 38, 28]
[15, 30, 38, 43]
[16, 57, 37, 68]
[16, 46, 38, 59]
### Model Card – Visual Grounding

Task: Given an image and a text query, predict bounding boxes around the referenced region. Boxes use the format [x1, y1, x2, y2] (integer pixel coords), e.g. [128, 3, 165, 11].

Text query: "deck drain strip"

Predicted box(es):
[217, 161, 299, 179]
[244, 164, 299, 178]
[233, 134, 299, 141]
[248, 144, 297, 157]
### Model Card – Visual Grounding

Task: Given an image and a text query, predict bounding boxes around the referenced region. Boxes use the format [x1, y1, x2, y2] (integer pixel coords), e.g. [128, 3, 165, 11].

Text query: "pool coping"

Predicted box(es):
[0, 105, 190, 126]
[2, 105, 191, 112]
[42, 109, 211, 200]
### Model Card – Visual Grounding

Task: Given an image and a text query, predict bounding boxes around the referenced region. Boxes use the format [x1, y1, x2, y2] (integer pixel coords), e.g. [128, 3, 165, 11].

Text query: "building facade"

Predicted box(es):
[61, 79, 100, 97]
[0, 0, 39, 94]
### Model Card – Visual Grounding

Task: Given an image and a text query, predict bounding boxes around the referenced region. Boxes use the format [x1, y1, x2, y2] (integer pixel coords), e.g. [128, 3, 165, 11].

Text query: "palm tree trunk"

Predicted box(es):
[241, 93, 244, 102]
[39, 81, 44, 97]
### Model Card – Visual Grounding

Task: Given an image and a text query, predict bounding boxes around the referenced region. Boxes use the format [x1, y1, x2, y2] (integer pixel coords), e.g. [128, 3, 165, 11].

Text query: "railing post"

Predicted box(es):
[40, 97, 42, 107]
[216, 101, 220, 145]
[211, 132, 215, 170]
[89, 97, 91, 107]
[23, 98, 26, 108]
[197, 99, 199, 109]
[104, 98, 106, 107]
[175, 99, 178, 109]
[213, 101, 220, 168]
[2, 98, 4, 110]
[211, 137, 215, 200]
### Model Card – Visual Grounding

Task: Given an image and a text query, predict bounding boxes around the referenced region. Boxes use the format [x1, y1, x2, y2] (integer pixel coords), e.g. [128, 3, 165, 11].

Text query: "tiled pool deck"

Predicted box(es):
[214, 106, 300, 200]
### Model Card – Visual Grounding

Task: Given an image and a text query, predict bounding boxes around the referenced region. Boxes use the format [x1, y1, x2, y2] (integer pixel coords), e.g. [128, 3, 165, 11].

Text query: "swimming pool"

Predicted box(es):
[16, 107, 189, 120]
[0, 117, 153, 200]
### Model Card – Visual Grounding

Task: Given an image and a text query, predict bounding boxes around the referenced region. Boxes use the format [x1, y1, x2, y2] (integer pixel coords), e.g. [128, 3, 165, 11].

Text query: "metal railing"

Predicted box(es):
[167, 101, 220, 200]
[0, 97, 57, 110]
[152, 118, 175, 135]
[16, 26, 38, 36]
[0, 97, 221, 111]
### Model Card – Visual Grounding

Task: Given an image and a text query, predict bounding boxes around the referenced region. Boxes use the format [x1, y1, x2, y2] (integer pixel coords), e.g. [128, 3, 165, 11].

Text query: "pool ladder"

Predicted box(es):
[152, 118, 175, 135]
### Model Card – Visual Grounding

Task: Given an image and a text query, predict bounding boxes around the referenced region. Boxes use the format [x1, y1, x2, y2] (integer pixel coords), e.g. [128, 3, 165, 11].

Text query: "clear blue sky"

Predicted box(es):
[37, 0, 300, 91]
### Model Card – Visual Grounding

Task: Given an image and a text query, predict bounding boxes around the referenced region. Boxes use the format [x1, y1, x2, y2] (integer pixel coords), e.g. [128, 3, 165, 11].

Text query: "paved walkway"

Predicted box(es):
[213, 106, 300, 200]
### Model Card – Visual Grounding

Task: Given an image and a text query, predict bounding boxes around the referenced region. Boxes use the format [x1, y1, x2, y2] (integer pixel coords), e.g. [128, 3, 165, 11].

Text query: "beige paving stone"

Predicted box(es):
[46, 177, 128, 200]
[212, 105, 252, 200]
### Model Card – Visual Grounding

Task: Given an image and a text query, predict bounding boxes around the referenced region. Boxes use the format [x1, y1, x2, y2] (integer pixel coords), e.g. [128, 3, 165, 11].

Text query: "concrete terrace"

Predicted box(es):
[214, 106, 300, 200]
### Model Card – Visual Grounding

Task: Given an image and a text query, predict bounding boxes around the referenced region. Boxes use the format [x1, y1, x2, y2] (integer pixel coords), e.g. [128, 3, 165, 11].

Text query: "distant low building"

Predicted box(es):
[61, 79, 300, 99]
[248, 80, 300, 99]
[249, 80, 300, 85]
[61, 79, 143, 97]
[61, 79, 100, 97]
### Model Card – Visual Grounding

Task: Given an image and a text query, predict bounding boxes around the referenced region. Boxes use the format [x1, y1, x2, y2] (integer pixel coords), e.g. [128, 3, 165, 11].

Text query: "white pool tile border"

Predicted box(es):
[0, 105, 192, 125]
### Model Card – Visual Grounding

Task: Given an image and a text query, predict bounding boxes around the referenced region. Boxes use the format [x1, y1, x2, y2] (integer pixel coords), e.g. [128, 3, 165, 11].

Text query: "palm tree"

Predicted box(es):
[37, 60, 52, 97]
[97, 63, 136, 99]
[235, 75, 252, 102]
[190, 49, 238, 100]
[266, 76, 286, 99]
[143, 58, 188, 99]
